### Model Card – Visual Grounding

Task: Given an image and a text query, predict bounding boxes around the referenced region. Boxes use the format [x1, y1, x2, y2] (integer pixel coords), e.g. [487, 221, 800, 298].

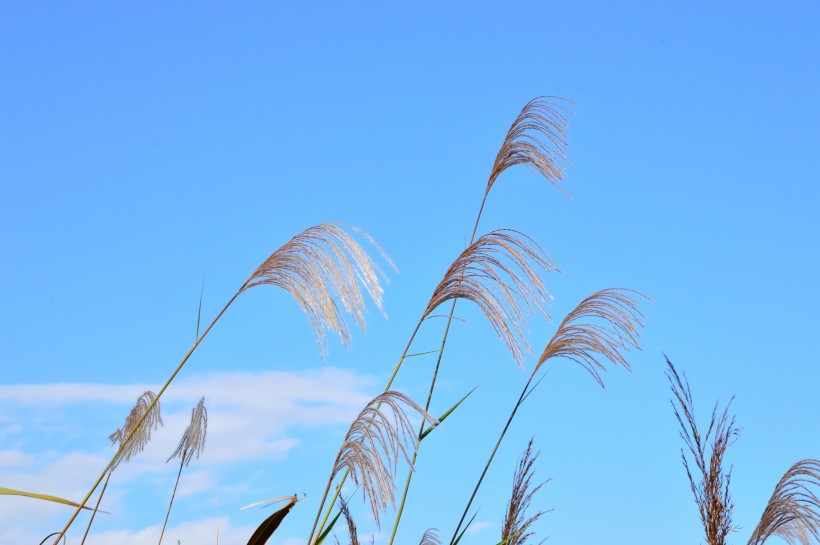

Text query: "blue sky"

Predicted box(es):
[1, 2, 818, 544]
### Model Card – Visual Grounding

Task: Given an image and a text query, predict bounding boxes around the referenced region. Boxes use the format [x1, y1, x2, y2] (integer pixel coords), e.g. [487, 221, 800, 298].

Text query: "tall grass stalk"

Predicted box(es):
[386, 96, 571, 545]
[54, 223, 390, 544]
[449, 289, 645, 544]
[308, 97, 571, 541]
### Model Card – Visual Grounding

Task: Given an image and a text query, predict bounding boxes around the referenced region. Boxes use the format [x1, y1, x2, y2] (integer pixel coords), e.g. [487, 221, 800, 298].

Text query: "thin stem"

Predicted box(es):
[53, 289, 243, 544]
[79, 470, 111, 545]
[158, 458, 185, 545]
[449, 376, 533, 545]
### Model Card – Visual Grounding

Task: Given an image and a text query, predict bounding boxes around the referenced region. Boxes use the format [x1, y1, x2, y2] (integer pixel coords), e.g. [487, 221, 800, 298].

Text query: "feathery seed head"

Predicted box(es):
[747, 459, 820, 545]
[330, 391, 438, 527]
[167, 397, 208, 467]
[108, 391, 162, 470]
[486, 97, 572, 199]
[418, 529, 441, 545]
[241, 222, 394, 359]
[424, 230, 557, 367]
[534, 288, 647, 385]
[667, 358, 739, 545]
[501, 440, 549, 545]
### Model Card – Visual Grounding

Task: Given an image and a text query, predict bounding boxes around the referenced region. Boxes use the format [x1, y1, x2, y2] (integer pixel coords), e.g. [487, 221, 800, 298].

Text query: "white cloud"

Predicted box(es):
[0, 449, 34, 468]
[465, 520, 492, 535]
[68, 517, 256, 545]
[0, 367, 377, 543]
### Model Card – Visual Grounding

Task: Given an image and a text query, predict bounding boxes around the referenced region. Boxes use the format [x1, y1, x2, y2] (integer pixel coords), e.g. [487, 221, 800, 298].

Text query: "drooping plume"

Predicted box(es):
[667, 358, 739, 545]
[241, 222, 394, 357]
[108, 391, 163, 469]
[329, 391, 438, 527]
[747, 459, 820, 545]
[534, 289, 647, 385]
[418, 529, 441, 545]
[424, 230, 557, 367]
[486, 97, 572, 199]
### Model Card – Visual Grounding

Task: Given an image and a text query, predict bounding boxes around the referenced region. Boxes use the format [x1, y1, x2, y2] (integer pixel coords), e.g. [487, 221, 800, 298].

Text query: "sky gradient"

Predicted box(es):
[1, 3, 818, 545]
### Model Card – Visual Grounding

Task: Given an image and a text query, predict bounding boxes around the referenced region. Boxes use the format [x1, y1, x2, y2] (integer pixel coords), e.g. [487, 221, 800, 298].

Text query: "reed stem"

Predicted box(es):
[53, 289, 243, 544]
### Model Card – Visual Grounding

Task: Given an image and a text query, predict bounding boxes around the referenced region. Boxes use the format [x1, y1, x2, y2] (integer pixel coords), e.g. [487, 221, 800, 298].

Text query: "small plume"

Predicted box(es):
[329, 391, 438, 527]
[534, 289, 647, 385]
[108, 391, 163, 469]
[241, 222, 394, 358]
[667, 358, 739, 545]
[424, 230, 557, 367]
[338, 497, 360, 545]
[418, 529, 441, 545]
[501, 439, 549, 545]
[747, 459, 820, 545]
[167, 397, 208, 467]
[486, 97, 572, 198]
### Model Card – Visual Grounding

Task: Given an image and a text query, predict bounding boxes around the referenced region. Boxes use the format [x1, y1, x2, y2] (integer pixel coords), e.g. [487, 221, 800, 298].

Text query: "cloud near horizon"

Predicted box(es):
[0, 367, 378, 544]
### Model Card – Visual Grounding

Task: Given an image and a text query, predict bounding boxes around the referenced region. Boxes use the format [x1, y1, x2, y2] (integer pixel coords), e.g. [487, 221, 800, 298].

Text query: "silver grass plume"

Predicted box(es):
[486, 97, 572, 199]
[418, 529, 441, 545]
[667, 358, 739, 545]
[501, 440, 549, 545]
[241, 222, 394, 358]
[747, 459, 820, 545]
[534, 289, 647, 385]
[167, 397, 208, 467]
[329, 391, 438, 527]
[423, 230, 557, 367]
[108, 391, 163, 469]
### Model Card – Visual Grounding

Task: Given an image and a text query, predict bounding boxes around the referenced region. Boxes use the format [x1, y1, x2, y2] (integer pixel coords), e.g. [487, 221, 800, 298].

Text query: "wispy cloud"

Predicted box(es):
[0, 367, 377, 543]
[72, 516, 256, 545]
[465, 521, 492, 535]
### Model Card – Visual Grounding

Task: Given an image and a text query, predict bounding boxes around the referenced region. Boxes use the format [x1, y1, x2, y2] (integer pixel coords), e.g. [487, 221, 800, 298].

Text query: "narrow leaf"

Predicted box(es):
[452, 512, 478, 545]
[315, 509, 342, 545]
[1, 487, 108, 513]
[420, 387, 478, 441]
[406, 348, 448, 359]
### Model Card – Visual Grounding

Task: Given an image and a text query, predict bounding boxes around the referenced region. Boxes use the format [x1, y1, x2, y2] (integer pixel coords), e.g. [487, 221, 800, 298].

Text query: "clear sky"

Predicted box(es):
[1, 2, 818, 545]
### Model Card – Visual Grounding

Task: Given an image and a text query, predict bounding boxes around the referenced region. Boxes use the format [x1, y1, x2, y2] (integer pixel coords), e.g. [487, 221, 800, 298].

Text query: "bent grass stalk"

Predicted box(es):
[310, 230, 557, 545]
[449, 289, 646, 544]
[80, 391, 163, 545]
[54, 223, 389, 544]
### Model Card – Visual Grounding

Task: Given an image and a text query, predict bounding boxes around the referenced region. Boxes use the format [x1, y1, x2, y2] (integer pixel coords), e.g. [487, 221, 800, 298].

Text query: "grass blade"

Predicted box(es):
[452, 512, 478, 545]
[1, 487, 108, 513]
[315, 509, 342, 545]
[420, 386, 478, 441]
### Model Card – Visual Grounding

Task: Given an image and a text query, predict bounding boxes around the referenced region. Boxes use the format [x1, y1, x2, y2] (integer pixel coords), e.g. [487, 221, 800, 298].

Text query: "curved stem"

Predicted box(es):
[53, 288, 244, 544]
[158, 459, 185, 545]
